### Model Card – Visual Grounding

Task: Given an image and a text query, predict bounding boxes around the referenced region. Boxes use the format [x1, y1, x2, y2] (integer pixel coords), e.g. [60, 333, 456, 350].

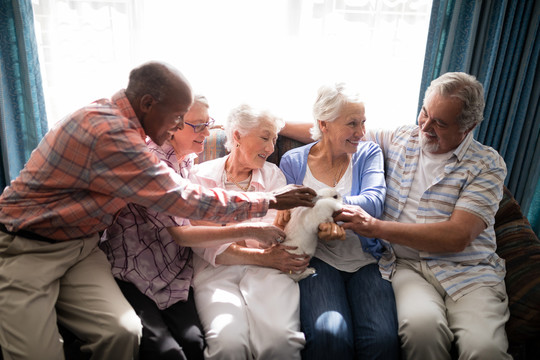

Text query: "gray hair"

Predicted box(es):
[424, 72, 485, 131]
[310, 82, 364, 141]
[224, 104, 285, 152]
[193, 94, 209, 109]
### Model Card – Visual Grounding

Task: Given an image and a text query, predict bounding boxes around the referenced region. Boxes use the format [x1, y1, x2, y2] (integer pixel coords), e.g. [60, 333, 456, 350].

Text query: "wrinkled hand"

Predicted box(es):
[318, 222, 346, 241]
[269, 185, 316, 210]
[333, 205, 377, 237]
[260, 244, 310, 273]
[236, 222, 286, 248]
[273, 210, 291, 230]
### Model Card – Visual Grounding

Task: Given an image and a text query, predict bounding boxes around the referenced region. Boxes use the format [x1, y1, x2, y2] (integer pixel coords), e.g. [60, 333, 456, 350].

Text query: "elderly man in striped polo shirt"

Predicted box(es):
[336, 72, 511, 360]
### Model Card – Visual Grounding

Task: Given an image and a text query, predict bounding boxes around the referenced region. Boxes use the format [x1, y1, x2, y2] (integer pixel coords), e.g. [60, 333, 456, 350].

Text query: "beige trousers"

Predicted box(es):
[0, 232, 142, 360]
[392, 259, 512, 360]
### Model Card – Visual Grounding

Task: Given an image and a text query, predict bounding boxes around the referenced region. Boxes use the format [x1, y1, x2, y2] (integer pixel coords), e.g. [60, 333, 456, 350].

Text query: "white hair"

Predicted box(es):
[224, 104, 285, 152]
[310, 82, 364, 141]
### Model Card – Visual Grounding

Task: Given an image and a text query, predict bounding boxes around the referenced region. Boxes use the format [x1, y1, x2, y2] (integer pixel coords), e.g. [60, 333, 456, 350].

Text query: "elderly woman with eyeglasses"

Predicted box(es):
[188, 103, 310, 360]
[99, 96, 292, 360]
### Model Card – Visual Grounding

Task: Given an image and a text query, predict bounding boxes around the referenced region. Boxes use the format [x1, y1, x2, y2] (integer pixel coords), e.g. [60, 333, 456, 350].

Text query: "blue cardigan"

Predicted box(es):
[279, 141, 386, 259]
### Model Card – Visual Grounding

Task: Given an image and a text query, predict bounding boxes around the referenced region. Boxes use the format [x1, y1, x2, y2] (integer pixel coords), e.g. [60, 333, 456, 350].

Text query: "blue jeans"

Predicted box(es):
[299, 258, 400, 360]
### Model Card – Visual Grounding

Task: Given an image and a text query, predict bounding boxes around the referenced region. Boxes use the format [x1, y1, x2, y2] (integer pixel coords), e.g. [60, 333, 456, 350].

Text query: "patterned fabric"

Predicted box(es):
[0, 90, 271, 240]
[366, 125, 507, 301]
[494, 186, 540, 346]
[100, 140, 195, 310]
[195, 129, 229, 164]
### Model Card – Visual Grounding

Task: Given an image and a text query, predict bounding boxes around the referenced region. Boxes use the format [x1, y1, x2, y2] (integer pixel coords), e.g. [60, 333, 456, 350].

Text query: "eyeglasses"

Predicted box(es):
[184, 117, 215, 133]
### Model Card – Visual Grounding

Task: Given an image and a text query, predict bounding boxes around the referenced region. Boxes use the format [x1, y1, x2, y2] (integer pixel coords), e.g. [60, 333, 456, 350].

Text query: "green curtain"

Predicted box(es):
[0, 0, 48, 189]
[418, 0, 540, 234]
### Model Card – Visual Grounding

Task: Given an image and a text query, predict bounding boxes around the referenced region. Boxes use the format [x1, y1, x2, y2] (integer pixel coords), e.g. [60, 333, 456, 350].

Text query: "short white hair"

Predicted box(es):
[310, 82, 364, 141]
[224, 104, 285, 152]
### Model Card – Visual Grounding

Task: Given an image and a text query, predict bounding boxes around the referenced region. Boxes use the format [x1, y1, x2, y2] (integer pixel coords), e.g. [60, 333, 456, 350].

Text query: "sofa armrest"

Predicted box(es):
[494, 186, 540, 349]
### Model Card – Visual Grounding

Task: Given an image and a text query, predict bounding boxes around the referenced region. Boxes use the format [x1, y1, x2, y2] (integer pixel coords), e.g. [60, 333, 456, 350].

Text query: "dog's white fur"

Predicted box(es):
[283, 187, 343, 281]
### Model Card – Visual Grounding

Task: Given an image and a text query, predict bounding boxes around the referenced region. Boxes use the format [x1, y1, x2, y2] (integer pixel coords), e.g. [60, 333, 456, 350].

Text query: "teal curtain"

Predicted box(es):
[0, 0, 48, 189]
[419, 0, 540, 234]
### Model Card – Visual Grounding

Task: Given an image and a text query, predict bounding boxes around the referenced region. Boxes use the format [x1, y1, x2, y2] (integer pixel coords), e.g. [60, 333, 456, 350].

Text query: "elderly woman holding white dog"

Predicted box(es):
[188, 104, 310, 360]
[279, 83, 400, 360]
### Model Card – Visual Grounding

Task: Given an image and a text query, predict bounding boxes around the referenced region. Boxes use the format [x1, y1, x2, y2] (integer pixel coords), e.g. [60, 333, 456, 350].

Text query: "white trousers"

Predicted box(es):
[193, 263, 305, 360]
[0, 232, 142, 360]
[392, 259, 512, 360]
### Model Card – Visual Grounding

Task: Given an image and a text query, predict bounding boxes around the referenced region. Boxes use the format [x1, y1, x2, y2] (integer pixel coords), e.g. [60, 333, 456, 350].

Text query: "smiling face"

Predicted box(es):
[170, 101, 210, 158]
[139, 78, 193, 146]
[321, 102, 366, 154]
[418, 93, 470, 154]
[234, 120, 278, 170]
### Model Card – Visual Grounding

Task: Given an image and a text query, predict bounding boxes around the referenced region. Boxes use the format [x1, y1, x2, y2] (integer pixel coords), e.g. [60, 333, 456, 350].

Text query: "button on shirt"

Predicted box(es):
[366, 125, 507, 301]
[0, 90, 271, 240]
[100, 140, 196, 309]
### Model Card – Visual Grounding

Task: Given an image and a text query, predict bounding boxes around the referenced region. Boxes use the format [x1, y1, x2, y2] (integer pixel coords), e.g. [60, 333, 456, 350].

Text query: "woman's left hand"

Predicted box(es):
[273, 210, 291, 230]
[260, 244, 310, 273]
[318, 222, 346, 241]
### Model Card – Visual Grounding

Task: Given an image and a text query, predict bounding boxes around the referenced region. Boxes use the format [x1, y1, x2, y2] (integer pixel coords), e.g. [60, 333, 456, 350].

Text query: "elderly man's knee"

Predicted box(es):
[399, 312, 452, 347]
[101, 310, 142, 345]
[457, 331, 509, 360]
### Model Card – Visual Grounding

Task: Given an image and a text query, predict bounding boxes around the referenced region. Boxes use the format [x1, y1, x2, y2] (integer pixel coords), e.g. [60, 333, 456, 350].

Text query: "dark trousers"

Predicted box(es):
[116, 279, 205, 360]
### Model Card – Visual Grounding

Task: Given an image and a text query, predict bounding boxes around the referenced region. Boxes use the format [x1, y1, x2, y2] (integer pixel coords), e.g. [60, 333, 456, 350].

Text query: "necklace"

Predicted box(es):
[226, 169, 252, 191]
[332, 157, 349, 187]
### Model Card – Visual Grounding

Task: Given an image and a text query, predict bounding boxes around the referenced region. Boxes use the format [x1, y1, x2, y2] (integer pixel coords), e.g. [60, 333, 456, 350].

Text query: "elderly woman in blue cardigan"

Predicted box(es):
[279, 83, 400, 360]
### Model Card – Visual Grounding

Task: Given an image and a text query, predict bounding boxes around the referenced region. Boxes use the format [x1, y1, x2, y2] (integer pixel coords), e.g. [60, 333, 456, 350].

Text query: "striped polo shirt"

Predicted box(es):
[366, 125, 507, 300]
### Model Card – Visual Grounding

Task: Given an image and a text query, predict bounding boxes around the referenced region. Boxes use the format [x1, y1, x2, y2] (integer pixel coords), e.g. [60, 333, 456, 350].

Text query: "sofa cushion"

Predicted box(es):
[195, 129, 228, 164]
[495, 186, 540, 345]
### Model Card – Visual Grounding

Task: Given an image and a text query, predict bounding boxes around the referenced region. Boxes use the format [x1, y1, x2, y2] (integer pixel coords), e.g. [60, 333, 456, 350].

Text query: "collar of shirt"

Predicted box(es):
[112, 90, 146, 141]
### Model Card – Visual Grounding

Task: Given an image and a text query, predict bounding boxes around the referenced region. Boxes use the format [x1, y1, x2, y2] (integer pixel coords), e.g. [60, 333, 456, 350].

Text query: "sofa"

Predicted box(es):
[2, 130, 538, 360]
[197, 129, 540, 360]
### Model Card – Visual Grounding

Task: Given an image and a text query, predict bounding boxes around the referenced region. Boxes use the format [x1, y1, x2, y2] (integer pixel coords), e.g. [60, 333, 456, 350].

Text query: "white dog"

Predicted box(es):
[282, 187, 343, 281]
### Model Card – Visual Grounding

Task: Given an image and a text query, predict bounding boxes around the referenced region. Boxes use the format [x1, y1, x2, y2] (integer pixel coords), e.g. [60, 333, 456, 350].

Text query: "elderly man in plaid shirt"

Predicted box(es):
[0, 61, 315, 360]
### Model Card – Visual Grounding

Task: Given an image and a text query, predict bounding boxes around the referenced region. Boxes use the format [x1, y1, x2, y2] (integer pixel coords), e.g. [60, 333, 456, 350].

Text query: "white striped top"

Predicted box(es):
[366, 125, 507, 301]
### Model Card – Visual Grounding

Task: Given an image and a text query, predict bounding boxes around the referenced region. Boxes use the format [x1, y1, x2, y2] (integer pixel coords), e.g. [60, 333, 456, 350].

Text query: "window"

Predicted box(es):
[32, 0, 432, 129]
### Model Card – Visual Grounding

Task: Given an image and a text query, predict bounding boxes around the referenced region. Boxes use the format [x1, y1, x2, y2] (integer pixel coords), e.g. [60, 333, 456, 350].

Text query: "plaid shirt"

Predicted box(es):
[100, 140, 195, 309]
[0, 90, 271, 240]
[366, 125, 507, 300]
